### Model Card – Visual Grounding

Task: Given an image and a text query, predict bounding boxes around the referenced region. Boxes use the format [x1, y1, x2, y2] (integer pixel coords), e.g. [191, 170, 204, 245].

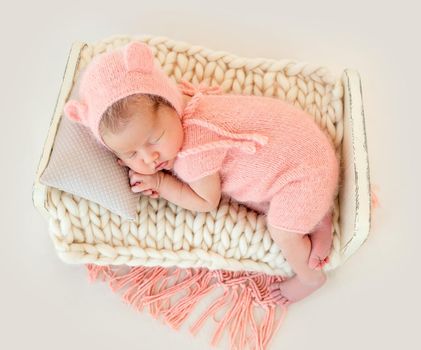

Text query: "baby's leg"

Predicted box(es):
[307, 211, 334, 270]
[268, 225, 327, 305]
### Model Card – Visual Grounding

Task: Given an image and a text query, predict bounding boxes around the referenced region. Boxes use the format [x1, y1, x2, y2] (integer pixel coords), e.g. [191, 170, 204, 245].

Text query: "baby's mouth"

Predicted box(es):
[155, 161, 168, 170]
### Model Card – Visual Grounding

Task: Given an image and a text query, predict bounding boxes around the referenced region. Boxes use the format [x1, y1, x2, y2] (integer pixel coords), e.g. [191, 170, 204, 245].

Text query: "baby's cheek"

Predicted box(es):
[131, 163, 156, 175]
[167, 158, 175, 169]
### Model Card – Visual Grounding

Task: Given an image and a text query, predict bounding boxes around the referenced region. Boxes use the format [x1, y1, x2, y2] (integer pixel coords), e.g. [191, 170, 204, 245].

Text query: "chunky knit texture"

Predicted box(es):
[174, 81, 340, 233]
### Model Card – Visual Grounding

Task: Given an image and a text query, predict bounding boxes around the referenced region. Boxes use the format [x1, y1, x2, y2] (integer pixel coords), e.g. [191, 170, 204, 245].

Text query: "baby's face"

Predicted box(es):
[102, 101, 184, 175]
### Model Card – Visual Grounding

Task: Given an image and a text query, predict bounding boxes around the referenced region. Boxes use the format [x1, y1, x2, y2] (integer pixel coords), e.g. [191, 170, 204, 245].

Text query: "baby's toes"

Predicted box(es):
[309, 256, 323, 270]
[268, 290, 288, 304]
[268, 284, 290, 305]
[268, 284, 281, 298]
[271, 294, 290, 305]
[268, 282, 280, 292]
[319, 257, 330, 269]
[308, 255, 330, 270]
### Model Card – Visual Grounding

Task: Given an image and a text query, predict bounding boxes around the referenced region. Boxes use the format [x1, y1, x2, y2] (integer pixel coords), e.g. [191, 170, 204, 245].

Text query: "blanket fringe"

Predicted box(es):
[86, 264, 287, 350]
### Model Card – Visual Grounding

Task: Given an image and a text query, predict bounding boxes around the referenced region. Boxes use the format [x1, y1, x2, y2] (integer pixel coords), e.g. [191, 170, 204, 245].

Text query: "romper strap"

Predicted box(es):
[179, 80, 222, 119]
[177, 80, 268, 158]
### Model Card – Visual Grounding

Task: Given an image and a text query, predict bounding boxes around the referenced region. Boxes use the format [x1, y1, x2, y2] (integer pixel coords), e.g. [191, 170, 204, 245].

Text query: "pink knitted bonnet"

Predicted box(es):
[63, 42, 184, 147]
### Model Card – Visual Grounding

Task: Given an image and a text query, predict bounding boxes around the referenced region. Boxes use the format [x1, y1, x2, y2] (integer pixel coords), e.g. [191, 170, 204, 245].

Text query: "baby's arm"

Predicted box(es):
[158, 172, 221, 212]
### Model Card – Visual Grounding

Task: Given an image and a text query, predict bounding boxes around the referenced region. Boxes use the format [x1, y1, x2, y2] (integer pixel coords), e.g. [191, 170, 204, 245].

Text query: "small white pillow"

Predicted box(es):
[40, 115, 140, 220]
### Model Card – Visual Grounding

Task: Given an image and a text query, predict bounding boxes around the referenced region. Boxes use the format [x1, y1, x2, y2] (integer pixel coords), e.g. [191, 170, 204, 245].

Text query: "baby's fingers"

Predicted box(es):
[129, 174, 144, 185]
[150, 191, 159, 198]
[131, 182, 149, 193]
[140, 189, 159, 198]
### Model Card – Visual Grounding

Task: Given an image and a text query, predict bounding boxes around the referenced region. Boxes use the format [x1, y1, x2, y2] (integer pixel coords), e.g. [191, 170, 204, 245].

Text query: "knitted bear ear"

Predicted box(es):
[123, 42, 154, 73]
[63, 100, 88, 125]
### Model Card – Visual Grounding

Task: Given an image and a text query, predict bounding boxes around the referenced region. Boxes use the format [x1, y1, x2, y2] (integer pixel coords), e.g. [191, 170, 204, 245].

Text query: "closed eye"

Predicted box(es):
[128, 151, 137, 159]
[151, 130, 165, 144]
[125, 130, 165, 158]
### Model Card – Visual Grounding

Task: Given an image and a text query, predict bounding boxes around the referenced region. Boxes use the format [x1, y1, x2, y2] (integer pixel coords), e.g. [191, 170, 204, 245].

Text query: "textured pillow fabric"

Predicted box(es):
[40, 115, 140, 220]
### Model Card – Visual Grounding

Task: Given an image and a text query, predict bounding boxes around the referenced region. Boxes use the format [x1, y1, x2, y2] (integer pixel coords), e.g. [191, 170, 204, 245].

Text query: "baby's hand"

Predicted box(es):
[128, 169, 163, 198]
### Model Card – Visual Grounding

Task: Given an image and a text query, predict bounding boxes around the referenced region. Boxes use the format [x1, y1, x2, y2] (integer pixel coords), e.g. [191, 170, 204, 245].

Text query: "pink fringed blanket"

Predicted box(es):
[87, 265, 287, 349]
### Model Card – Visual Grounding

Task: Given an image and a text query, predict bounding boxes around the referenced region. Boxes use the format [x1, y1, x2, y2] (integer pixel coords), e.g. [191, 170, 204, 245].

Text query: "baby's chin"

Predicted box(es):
[134, 168, 156, 175]
[128, 159, 175, 175]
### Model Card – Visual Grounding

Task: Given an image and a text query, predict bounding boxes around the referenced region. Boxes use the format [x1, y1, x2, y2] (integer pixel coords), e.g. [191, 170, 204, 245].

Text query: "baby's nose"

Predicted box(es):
[144, 151, 159, 164]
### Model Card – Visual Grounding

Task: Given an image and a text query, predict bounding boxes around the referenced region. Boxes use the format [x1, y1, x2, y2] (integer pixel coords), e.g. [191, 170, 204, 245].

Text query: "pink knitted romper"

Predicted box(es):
[173, 84, 340, 234]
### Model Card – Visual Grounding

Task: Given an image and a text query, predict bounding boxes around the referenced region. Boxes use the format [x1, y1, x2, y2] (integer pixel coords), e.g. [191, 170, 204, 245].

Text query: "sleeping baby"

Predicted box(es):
[64, 42, 340, 306]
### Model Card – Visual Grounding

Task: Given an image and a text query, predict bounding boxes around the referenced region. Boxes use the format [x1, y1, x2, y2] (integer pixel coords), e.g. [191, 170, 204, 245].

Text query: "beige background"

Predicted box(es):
[1, 0, 419, 349]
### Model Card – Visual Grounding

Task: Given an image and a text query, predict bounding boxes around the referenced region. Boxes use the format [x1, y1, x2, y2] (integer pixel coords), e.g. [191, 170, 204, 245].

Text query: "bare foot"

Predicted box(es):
[308, 213, 333, 270]
[268, 273, 327, 306]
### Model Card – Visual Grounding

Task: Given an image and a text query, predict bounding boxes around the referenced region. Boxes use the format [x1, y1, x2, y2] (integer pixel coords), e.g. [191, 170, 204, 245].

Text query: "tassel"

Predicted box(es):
[190, 271, 287, 349]
[86, 264, 114, 282]
[163, 270, 216, 330]
[148, 268, 183, 318]
[86, 265, 288, 350]
[189, 289, 232, 335]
